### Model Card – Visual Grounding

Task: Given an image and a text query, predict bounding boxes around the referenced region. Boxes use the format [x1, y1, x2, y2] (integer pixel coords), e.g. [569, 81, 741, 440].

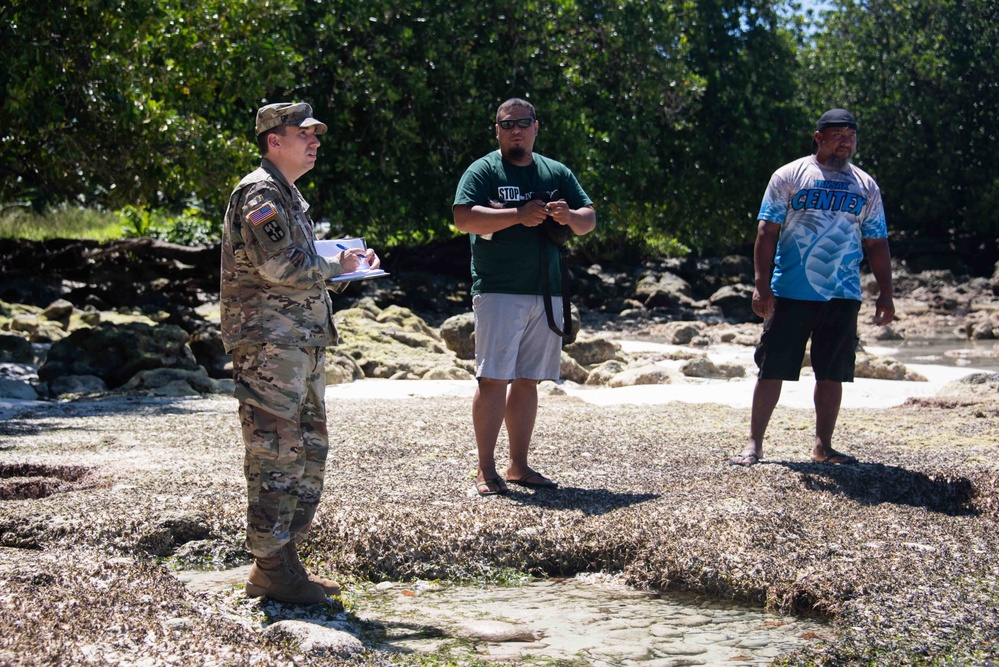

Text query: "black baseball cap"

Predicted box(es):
[816, 108, 858, 131]
[812, 108, 857, 152]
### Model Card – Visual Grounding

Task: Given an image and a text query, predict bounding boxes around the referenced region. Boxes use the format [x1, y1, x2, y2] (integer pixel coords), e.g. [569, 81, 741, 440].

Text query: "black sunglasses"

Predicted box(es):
[497, 117, 535, 130]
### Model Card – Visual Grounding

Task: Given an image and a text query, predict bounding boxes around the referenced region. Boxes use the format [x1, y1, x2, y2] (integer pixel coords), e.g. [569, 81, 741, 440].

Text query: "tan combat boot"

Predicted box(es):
[245, 549, 327, 605]
[283, 541, 342, 596]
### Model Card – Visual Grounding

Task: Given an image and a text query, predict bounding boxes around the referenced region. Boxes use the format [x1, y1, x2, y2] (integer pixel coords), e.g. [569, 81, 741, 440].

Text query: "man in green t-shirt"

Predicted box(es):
[453, 97, 596, 496]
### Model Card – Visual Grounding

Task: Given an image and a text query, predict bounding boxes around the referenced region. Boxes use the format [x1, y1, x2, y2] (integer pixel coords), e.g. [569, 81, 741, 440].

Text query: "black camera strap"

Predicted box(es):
[539, 236, 572, 340]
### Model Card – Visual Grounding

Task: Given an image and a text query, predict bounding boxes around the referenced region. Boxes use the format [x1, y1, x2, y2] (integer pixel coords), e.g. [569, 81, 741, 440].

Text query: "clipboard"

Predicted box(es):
[327, 268, 390, 284]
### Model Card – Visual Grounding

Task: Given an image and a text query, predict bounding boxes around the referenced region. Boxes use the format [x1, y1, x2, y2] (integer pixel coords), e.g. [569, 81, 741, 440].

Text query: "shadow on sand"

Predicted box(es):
[505, 485, 660, 515]
[773, 459, 977, 516]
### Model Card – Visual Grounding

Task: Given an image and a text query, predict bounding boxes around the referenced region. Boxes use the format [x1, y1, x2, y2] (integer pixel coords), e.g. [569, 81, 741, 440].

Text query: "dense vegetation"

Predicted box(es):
[1, 0, 996, 258]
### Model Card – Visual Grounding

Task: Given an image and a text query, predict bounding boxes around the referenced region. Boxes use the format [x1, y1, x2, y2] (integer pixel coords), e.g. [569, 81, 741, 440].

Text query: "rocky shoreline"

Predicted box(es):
[3, 237, 999, 404]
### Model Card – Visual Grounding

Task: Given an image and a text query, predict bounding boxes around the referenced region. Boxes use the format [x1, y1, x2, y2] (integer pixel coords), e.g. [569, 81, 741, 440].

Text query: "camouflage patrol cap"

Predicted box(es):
[254, 102, 328, 136]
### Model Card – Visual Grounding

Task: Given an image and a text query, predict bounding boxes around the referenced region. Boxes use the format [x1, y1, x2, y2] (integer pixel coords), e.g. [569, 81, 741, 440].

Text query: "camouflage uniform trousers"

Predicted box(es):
[232, 342, 329, 558]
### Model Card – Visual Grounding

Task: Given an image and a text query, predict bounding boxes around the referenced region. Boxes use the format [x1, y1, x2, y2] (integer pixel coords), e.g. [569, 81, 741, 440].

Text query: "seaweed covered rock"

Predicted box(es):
[38, 322, 198, 389]
[334, 301, 468, 380]
[0, 333, 33, 364]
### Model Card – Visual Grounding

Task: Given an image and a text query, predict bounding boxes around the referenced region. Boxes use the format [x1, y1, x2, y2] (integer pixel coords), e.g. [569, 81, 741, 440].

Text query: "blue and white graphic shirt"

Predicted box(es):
[758, 155, 887, 302]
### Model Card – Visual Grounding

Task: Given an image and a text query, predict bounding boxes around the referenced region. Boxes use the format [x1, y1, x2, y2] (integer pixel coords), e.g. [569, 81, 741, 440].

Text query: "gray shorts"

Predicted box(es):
[472, 293, 562, 381]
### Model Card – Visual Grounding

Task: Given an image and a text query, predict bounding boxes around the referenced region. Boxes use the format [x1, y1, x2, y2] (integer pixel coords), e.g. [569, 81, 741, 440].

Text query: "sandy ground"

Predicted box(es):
[323, 340, 979, 410]
[5, 340, 979, 422]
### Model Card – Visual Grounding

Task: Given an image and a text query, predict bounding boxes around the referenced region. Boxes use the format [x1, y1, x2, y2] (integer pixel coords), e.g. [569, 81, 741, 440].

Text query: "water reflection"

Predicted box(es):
[868, 333, 999, 372]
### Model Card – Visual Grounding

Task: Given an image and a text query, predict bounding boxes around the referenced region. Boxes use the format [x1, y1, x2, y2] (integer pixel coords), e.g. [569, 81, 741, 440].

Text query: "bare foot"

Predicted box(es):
[812, 450, 858, 465]
[728, 452, 761, 467]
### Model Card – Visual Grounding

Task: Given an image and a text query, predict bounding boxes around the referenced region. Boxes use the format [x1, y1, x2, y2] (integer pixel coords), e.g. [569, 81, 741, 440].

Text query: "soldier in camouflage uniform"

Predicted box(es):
[220, 102, 379, 605]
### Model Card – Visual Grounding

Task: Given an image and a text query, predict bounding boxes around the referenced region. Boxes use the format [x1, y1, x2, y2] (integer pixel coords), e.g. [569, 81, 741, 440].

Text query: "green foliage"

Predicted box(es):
[117, 205, 219, 245]
[0, 0, 298, 217]
[117, 206, 156, 239]
[805, 0, 999, 238]
[0, 205, 125, 241]
[287, 0, 801, 257]
[671, 0, 809, 252]
[15, 0, 991, 257]
[1, 0, 809, 257]
[547, 1, 703, 255]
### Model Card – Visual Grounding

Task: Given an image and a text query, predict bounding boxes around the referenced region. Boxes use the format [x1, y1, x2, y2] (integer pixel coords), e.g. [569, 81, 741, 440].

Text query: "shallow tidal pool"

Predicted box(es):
[352, 573, 832, 666]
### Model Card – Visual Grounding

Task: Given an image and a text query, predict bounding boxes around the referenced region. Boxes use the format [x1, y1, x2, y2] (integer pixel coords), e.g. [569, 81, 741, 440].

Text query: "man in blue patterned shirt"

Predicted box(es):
[730, 109, 894, 467]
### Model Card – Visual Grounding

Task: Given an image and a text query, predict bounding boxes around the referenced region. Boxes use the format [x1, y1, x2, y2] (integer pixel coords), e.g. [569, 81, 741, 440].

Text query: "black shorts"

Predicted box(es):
[754, 297, 861, 382]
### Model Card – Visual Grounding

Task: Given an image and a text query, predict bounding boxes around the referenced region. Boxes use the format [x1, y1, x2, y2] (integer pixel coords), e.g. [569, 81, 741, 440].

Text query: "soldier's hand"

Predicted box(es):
[338, 249, 367, 272]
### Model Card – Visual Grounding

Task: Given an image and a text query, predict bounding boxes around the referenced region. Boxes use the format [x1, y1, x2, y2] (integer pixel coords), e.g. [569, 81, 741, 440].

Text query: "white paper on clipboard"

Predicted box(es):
[315, 238, 366, 257]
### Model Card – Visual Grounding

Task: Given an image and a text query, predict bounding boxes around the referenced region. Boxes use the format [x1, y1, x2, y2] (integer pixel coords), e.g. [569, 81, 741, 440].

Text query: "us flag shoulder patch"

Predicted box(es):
[247, 202, 278, 226]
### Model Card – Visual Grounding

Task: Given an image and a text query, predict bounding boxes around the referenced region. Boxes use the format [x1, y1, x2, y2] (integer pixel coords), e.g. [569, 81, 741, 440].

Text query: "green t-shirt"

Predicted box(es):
[453, 151, 592, 295]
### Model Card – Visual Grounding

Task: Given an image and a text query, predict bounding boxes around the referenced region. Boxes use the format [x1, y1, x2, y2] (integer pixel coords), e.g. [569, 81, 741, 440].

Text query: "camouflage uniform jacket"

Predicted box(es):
[220, 159, 343, 353]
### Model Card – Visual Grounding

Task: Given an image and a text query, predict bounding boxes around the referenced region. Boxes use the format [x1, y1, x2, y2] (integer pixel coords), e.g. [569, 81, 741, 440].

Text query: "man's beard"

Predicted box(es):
[506, 146, 527, 162]
[825, 155, 851, 171]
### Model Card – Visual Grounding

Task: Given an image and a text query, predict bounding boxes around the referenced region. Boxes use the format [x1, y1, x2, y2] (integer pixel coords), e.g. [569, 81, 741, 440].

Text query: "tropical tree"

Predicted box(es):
[666, 0, 807, 254]
[804, 0, 999, 239]
[2, 0, 811, 259]
[0, 0, 299, 217]
[291, 1, 705, 253]
[268, 0, 801, 257]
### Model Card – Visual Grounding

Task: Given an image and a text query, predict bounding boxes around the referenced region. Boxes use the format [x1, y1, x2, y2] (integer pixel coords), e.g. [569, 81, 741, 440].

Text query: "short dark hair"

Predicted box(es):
[256, 125, 286, 156]
[496, 98, 535, 123]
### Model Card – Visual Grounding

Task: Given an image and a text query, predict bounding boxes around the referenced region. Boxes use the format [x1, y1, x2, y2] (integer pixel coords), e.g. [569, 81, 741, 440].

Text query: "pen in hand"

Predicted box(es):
[335, 243, 368, 270]
[336, 243, 362, 257]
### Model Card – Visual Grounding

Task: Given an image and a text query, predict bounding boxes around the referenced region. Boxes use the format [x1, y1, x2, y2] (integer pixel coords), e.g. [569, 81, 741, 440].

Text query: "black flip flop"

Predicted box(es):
[476, 477, 508, 496]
